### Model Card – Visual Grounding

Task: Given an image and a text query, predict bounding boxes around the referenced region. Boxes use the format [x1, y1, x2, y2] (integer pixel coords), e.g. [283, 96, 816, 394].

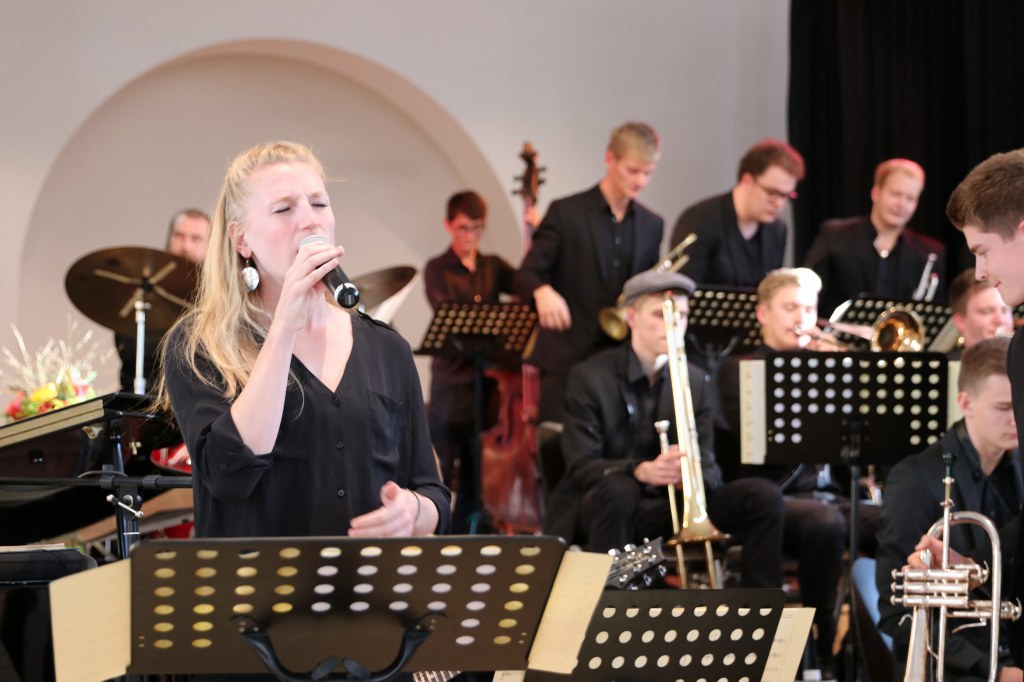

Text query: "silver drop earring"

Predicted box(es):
[241, 258, 260, 292]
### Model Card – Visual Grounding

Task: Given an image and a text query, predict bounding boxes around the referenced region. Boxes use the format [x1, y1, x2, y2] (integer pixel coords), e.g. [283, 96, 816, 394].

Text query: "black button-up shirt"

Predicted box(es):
[163, 313, 451, 539]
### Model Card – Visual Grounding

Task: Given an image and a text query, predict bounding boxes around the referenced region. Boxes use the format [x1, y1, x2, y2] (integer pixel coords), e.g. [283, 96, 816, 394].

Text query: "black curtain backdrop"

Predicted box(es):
[789, 0, 1024, 277]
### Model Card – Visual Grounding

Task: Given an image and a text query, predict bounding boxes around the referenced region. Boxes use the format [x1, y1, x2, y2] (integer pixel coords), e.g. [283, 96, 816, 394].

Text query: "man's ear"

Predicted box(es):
[952, 311, 966, 335]
[228, 222, 250, 259]
[957, 390, 971, 417]
[755, 303, 767, 325]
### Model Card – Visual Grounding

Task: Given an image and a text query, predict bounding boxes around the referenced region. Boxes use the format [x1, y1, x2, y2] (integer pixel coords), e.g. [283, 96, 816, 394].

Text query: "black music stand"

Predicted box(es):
[52, 535, 601, 681]
[829, 296, 951, 351]
[686, 285, 761, 359]
[744, 351, 948, 680]
[526, 588, 784, 681]
[417, 303, 537, 533]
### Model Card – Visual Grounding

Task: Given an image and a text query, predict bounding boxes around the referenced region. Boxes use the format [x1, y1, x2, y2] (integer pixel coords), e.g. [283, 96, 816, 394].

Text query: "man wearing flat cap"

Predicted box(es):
[543, 270, 786, 589]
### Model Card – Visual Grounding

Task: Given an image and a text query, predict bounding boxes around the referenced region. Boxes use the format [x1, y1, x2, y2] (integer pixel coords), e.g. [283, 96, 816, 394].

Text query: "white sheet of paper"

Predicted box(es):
[50, 559, 131, 682]
[527, 550, 612, 674]
[761, 606, 816, 682]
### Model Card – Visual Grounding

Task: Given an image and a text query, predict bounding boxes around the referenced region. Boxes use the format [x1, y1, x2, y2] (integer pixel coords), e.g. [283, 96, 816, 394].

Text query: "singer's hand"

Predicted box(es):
[635, 446, 684, 487]
[349, 481, 419, 538]
[273, 239, 346, 331]
[534, 285, 572, 330]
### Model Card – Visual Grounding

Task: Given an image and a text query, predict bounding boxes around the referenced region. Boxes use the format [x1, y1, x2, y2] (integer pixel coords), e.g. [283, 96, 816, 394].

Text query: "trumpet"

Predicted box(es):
[599, 233, 697, 340]
[796, 305, 927, 352]
[658, 291, 728, 589]
[891, 453, 1021, 681]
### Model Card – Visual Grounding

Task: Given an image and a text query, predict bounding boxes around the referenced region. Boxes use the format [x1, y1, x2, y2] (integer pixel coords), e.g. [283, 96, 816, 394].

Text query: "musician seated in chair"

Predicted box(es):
[946, 268, 1015, 359]
[717, 266, 875, 674]
[877, 336, 1023, 681]
[543, 269, 786, 591]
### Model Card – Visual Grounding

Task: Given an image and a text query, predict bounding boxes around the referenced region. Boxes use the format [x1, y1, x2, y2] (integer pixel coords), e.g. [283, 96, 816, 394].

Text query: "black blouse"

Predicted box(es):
[163, 313, 451, 539]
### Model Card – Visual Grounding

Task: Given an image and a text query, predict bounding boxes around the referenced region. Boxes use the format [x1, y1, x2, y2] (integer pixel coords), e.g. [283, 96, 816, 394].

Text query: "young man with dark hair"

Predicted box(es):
[670, 138, 805, 288]
[909, 148, 1024, 678]
[947, 268, 1014, 355]
[878, 337, 1022, 681]
[515, 122, 664, 422]
[423, 190, 516, 532]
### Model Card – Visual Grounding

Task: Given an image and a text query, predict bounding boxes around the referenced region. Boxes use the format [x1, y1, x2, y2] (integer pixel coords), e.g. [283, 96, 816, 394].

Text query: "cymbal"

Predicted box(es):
[352, 266, 417, 311]
[65, 246, 199, 336]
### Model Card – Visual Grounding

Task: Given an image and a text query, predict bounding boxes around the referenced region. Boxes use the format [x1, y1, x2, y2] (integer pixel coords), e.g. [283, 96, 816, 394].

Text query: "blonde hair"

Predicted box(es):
[757, 267, 822, 306]
[873, 158, 925, 189]
[155, 141, 327, 409]
[607, 122, 660, 163]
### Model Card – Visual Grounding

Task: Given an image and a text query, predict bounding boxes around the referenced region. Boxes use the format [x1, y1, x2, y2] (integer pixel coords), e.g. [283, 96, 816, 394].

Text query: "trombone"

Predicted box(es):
[599, 234, 697, 340]
[891, 452, 1021, 681]
[658, 291, 728, 589]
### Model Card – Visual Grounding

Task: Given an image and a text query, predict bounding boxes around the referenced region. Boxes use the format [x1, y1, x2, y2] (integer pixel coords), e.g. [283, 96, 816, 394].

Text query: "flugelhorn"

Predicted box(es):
[599, 234, 697, 340]
[891, 452, 1021, 682]
[659, 291, 728, 588]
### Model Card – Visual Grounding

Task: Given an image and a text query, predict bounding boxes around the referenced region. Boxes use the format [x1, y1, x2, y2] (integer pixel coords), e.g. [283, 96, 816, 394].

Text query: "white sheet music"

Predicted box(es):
[761, 607, 815, 682]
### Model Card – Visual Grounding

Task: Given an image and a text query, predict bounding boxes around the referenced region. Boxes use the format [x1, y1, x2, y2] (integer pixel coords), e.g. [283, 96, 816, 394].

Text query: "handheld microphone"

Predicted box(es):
[299, 235, 360, 308]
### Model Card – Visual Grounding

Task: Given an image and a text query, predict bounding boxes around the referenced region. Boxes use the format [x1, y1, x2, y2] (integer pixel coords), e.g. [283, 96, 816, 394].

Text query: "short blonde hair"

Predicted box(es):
[607, 122, 660, 163]
[757, 267, 822, 306]
[873, 158, 925, 189]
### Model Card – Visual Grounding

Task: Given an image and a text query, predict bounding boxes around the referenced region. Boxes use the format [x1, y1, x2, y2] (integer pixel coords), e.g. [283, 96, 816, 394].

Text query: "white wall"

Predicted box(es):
[0, 0, 790, 394]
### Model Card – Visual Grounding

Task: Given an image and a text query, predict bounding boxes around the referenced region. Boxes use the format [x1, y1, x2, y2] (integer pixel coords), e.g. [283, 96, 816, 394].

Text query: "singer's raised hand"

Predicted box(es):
[272, 237, 345, 333]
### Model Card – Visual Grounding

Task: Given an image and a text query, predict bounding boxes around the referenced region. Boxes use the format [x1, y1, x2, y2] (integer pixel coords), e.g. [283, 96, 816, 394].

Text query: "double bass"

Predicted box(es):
[479, 143, 545, 533]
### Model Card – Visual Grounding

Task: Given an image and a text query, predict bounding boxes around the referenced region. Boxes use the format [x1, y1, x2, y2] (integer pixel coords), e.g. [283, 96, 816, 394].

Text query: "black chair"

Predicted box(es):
[536, 421, 565, 498]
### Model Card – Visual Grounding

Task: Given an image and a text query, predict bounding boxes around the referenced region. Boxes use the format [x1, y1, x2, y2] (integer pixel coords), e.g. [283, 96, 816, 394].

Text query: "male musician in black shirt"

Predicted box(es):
[805, 158, 946, 316]
[544, 269, 786, 590]
[424, 191, 516, 532]
[717, 267, 871, 674]
[514, 122, 663, 423]
[878, 337, 1023, 681]
[910, 148, 1024, 678]
[670, 138, 804, 288]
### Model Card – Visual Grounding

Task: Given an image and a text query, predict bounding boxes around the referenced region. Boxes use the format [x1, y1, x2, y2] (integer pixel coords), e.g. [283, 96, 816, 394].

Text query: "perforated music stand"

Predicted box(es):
[741, 350, 948, 681]
[686, 285, 761, 357]
[828, 296, 951, 351]
[120, 535, 565, 679]
[525, 588, 784, 681]
[417, 303, 538, 533]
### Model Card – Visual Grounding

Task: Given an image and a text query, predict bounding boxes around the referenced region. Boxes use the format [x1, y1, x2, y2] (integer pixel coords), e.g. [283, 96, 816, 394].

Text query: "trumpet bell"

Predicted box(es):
[599, 306, 630, 341]
[870, 306, 925, 352]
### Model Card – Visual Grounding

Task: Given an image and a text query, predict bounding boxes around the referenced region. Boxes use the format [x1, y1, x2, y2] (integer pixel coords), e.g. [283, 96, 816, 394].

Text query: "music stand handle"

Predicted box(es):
[234, 612, 445, 682]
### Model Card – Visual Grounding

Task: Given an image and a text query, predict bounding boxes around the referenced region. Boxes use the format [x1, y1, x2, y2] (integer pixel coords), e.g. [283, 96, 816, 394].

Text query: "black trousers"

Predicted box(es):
[578, 474, 785, 589]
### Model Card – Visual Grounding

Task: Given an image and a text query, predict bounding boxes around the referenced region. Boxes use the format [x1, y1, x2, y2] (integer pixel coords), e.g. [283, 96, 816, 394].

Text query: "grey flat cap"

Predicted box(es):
[621, 270, 696, 304]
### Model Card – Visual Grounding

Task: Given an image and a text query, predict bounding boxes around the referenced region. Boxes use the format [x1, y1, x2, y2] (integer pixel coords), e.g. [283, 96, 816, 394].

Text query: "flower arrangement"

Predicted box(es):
[1, 320, 111, 423]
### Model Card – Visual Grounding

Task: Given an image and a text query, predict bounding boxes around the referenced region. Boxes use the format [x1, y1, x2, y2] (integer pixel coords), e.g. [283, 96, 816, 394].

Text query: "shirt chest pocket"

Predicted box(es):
[368, 389, 407, 487]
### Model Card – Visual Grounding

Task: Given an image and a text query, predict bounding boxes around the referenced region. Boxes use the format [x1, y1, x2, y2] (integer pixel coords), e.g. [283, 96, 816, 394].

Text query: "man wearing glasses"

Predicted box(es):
[424, 190, 516, 531]
[804, 158, 946, 316]
[670, 138, 805, 288]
